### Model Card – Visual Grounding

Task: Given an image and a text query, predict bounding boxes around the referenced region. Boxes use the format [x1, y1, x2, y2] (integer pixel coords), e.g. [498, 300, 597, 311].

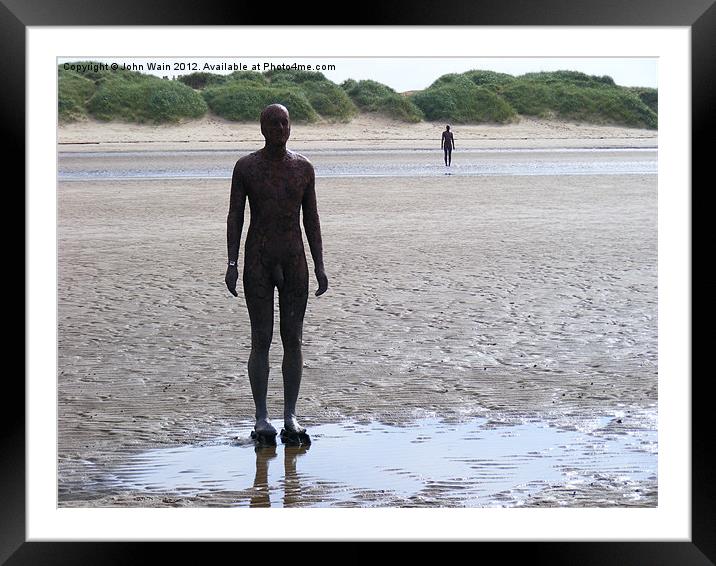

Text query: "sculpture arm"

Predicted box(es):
[225, 161, 246, 296]
[302, 166, 328, 296]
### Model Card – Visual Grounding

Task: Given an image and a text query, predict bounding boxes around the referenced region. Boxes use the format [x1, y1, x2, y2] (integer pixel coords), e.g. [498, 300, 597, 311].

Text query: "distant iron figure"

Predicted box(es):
[441, 125, 455, 166]
[225, 103, 328, 446]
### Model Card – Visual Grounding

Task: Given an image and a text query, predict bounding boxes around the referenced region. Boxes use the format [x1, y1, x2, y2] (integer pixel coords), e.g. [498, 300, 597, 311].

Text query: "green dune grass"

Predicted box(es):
[202, 83, 319, 122]
[182, 68, 356, 122]
[87, 76, 207, 123]
[500, 72, 657, 128]
[411, 70, 656, 128]
[628, 87, 658, 114]
[59, 62, 207, 123]
[58, 67, 97, 121]
[411, 74, 516, 123]
[59, 63, 657, 129]
[267, 70, 357, 122]
[340, 79, 424, 123]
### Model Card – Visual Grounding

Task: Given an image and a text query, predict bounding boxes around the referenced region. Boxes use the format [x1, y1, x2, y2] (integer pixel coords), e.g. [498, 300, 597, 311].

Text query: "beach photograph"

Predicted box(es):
[56, 56, 659, 509]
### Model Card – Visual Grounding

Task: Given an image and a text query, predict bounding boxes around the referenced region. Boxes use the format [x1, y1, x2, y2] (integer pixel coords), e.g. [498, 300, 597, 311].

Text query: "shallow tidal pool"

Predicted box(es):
[88, 416, 657, 508]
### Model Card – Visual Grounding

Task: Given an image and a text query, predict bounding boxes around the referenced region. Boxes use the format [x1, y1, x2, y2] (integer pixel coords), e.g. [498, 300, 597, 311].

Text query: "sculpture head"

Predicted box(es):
[445, 125, 451, 131]
[260, 104, 291, 146]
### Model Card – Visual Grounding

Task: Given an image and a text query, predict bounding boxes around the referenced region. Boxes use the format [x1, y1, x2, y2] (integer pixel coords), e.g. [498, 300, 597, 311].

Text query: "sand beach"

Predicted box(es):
[57, 115, 658, 507]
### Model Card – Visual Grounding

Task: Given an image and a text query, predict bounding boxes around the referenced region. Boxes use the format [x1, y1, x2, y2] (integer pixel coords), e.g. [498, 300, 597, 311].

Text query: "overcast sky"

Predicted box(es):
[59, 57, 657, 91]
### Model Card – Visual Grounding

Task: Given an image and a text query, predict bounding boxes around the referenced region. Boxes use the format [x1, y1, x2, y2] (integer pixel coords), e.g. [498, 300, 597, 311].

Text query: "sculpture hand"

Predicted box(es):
[225, 265, 239, 297]
[315, 267, 328, 296]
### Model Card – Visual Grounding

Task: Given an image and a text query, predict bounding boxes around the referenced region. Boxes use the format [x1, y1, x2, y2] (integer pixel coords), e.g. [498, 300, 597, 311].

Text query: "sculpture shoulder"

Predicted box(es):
[287, 150, 315, 174]
[233, 150, 314, 184]
[233, 151, 261, 173]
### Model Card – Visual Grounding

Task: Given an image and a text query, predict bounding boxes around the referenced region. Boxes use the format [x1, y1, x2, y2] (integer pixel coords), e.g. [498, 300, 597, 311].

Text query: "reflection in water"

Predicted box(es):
[249, 445, 276, 508]
[96, 417, 657, 507]
[249, 443, 309, 507]
[283, 445, 309, 507]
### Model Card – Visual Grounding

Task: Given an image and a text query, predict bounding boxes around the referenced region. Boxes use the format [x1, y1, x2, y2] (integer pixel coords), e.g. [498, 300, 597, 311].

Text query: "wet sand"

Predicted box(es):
[57, 116, 658, 507]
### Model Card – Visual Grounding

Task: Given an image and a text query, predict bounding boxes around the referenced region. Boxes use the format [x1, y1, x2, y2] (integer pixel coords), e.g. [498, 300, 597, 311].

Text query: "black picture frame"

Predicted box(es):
[9, 0, 712, 563]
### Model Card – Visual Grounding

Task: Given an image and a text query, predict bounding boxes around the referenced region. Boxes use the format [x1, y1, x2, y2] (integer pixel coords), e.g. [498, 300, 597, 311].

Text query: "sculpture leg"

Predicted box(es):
[245, 284, 276, 435]
[277, 255, 309, 434]
[279, 287, 308, 433]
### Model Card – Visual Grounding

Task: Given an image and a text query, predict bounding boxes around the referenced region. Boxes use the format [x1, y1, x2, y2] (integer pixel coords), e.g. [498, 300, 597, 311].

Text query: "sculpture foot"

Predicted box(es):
[250, 430, 278, 446]
[280, 428, 311, 446]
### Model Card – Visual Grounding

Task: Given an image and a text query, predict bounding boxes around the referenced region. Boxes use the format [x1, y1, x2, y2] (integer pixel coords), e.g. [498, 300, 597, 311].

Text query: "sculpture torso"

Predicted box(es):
[237, 149, 313, 262]
[235, 148, 314, 297]
[442, 130, 454, 148]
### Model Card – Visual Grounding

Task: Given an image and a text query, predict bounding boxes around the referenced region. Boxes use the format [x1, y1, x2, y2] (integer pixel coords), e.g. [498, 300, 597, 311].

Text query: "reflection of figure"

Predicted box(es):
[225, 104, 328, 442]
[248, 444, 309, 508]
[249, 445, 277, 508]
[441, 125, 455, 166]
[283, 445, 309, 507]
